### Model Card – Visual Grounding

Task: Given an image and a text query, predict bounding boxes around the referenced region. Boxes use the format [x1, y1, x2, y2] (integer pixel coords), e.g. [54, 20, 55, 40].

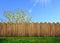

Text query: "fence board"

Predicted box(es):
[50, 23, 56, 37]
[36, 23, 40, 36]
[0, 23, 3, 36]
[55, 23, 60, 36]
[0, 23, 60, 37]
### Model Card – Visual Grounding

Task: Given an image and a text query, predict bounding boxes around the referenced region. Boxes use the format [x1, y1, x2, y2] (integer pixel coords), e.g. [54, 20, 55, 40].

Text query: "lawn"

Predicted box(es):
[0, 37, 60, 43]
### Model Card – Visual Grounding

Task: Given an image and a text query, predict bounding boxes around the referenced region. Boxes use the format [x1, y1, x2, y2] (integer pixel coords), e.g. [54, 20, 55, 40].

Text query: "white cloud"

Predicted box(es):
[40, 0, 51, 3]
[29, 0, 51, 13]
[28, 9, 32, 13]
[32, 0, 51, 4]
[32, 0, 51, 8]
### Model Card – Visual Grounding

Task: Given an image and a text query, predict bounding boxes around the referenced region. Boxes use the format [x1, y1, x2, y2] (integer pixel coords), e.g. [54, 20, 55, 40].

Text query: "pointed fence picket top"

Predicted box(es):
[0, 22, 60, 37]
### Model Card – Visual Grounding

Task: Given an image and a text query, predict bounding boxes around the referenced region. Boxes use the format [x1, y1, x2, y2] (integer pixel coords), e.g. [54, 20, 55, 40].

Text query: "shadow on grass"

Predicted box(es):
[0, 38, 6, 43]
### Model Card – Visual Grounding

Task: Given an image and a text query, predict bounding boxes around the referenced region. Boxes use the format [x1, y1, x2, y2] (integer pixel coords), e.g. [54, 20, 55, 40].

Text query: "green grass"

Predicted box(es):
[0, 37, 60, 43]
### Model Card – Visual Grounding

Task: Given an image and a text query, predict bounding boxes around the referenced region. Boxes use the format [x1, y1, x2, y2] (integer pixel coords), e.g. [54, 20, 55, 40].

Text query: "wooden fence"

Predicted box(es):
[0, 23, 60, 37]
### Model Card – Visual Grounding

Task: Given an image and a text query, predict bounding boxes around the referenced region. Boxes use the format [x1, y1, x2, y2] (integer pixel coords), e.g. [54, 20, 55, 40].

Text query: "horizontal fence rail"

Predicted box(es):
[0, 23, 60, 37]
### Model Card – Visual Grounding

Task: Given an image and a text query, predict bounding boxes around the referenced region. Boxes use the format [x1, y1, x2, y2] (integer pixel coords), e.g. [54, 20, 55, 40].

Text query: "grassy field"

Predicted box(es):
[0, 37, 60, 43]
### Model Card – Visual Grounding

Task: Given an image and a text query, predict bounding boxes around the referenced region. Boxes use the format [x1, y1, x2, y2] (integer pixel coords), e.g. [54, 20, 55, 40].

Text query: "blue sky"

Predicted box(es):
[0, 0, 60, 22]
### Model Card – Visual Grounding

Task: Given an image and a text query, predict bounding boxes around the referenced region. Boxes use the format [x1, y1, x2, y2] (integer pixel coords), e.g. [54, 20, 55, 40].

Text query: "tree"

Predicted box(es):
[4, 10, 32, 23]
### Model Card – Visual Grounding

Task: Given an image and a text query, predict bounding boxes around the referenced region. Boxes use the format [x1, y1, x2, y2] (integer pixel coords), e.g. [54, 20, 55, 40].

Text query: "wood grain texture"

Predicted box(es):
[0, 23, 60, 37]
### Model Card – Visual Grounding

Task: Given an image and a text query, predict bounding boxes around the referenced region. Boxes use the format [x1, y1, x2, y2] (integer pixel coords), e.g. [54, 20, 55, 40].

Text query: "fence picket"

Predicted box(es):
[0, 23, 60, 37]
